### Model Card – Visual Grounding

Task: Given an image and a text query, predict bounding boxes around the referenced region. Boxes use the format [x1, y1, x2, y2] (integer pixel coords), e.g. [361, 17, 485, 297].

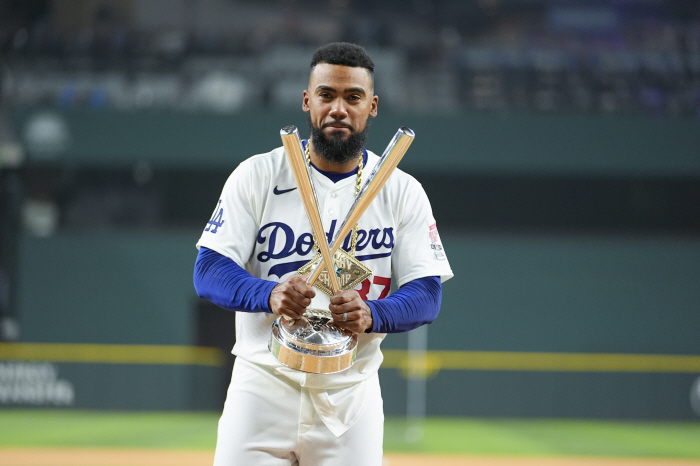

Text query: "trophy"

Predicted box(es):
[268, 125, 415, 374]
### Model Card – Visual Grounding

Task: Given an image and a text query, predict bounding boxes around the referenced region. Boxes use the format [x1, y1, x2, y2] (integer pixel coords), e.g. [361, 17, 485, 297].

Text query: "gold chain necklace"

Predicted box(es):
[305, 140, 363, 257]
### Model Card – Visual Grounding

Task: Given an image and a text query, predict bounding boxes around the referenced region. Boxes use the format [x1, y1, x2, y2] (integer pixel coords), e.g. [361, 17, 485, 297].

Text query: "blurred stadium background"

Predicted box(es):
[1, 0, 700, 456]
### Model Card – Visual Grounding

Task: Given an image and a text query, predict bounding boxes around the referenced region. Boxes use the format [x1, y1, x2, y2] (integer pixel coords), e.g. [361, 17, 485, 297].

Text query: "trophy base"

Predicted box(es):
[268, 313, 358, 374]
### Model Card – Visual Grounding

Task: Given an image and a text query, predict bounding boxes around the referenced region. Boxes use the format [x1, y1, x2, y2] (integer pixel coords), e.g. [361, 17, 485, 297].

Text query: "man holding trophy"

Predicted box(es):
[194, 42, 453, 466]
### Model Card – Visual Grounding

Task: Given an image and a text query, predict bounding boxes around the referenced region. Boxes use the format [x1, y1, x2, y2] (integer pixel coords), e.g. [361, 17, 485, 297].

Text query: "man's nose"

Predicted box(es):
[329, 98, 348, 119]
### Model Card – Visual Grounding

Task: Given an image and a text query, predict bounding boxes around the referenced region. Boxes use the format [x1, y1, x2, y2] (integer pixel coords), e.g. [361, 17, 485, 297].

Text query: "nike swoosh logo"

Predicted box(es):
[273, 186, 297, 195]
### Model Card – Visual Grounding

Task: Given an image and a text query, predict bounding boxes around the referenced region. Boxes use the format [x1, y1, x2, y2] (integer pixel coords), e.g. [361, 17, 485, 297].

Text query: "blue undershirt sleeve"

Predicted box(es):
[193, 247, 442, 331]
[366, 276, 442, 334]
[193, 247, 277, 313]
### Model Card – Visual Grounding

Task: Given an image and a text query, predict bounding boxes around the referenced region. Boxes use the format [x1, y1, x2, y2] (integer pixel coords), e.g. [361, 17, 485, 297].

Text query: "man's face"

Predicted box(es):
[303, 63, 378, 164]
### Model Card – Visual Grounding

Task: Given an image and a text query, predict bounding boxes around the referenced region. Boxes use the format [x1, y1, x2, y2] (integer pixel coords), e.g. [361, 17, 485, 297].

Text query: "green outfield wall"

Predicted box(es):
[3, 108, 698, 417]
[3, 231, 698, 418]
[11, 108, 700, 175]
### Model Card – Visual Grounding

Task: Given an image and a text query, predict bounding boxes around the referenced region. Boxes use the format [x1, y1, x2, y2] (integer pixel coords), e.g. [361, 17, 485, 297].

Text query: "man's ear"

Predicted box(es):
[302, 90, 310, 113]
[369, 95, 378, 118]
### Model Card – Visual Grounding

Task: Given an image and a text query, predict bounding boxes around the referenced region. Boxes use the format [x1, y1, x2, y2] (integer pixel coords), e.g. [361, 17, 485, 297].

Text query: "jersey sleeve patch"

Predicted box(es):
[204, 199, 225, 234]
[427, 217, 446, 260]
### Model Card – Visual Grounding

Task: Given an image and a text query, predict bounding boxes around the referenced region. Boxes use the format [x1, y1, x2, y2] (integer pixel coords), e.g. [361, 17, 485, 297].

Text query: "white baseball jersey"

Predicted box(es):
[196, 143, 452, 433]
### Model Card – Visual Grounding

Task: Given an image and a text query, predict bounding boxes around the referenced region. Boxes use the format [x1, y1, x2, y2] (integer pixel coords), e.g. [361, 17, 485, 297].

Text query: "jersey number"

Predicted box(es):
[356, 276, 391, 300]
[205, 200, 225, 234]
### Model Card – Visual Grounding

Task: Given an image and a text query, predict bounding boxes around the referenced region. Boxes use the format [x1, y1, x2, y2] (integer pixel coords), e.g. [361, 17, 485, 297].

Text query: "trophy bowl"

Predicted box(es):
[269, 309, 358, 374]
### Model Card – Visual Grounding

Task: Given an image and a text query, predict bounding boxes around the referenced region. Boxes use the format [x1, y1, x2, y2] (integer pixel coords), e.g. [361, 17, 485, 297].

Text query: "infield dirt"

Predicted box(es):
[2, 449, 700, 466]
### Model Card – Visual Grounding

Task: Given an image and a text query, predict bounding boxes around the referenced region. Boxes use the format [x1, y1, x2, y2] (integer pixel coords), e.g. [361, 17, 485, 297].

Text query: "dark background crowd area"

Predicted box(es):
[2, 0, 700, 117]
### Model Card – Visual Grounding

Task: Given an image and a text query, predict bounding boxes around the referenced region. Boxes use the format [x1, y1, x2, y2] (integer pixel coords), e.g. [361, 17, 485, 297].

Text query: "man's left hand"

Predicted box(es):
[329, 290, 373, 334]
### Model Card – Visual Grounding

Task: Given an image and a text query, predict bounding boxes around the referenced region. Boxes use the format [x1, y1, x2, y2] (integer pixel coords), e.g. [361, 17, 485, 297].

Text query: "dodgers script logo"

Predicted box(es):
[257, 219, 394, 278]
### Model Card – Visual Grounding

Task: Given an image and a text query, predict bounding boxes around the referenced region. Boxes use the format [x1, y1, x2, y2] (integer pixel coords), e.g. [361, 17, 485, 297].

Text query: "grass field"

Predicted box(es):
[1, 410, 699, 459]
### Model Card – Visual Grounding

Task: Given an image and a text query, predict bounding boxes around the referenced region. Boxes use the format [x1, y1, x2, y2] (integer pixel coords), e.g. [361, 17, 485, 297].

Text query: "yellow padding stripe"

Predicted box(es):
[0, 343, 225, 367]
[2, 344, 698, 374]
[381, 350, 700, 377]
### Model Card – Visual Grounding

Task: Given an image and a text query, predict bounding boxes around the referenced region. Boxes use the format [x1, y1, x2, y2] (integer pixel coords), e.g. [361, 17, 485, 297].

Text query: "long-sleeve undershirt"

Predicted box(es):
[193, 247, 441, 333]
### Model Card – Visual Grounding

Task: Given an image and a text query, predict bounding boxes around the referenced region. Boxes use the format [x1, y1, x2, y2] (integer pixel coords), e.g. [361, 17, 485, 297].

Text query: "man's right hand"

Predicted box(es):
[269, 274, 315, 322]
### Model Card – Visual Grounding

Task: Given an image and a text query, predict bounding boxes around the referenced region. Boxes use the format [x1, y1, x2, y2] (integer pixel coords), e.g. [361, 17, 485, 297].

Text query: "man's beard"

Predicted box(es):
[307, 117, 370, 165]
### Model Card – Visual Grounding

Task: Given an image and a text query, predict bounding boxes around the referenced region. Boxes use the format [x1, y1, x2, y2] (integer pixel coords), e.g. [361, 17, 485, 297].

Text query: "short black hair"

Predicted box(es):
[310, 42, 375, 75]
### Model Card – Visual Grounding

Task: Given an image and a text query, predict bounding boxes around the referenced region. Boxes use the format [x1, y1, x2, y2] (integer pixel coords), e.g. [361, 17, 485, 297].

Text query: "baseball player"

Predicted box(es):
[194, 42, 453, 466]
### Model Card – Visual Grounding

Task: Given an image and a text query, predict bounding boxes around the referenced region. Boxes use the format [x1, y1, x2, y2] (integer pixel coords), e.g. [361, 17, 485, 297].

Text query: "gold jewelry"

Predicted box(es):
[298, 140, 373, 296]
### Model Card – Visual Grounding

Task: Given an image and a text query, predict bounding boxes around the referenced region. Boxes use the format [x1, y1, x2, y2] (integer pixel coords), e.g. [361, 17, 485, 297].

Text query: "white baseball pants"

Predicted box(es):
[213, 358, 384, 466]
